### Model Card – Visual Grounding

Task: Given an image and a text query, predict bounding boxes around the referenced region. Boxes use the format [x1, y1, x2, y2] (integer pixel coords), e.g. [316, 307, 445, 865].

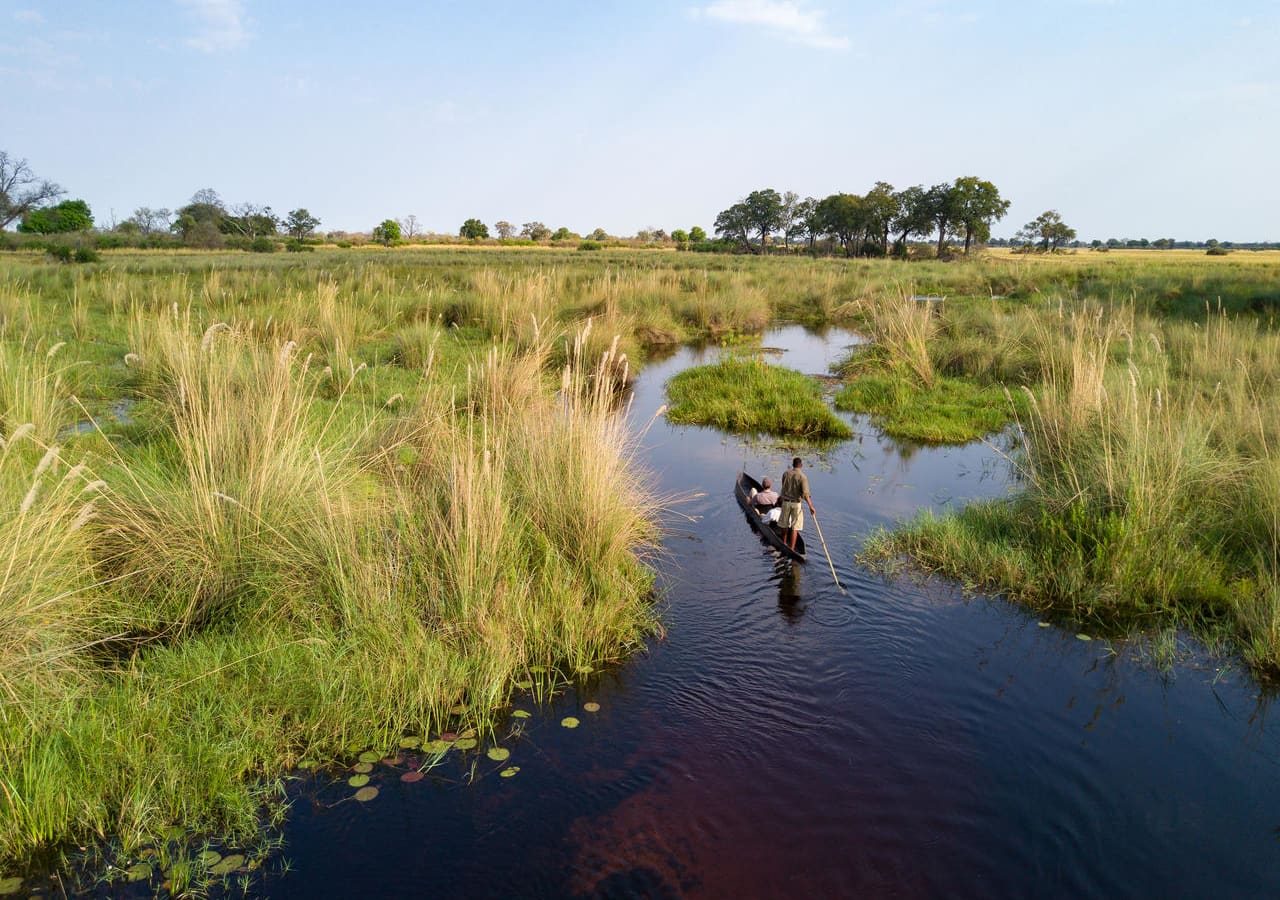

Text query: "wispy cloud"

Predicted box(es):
[178, 0, 250, 53]
[692, 0, 848, 50]
[13, 9, 44, 24]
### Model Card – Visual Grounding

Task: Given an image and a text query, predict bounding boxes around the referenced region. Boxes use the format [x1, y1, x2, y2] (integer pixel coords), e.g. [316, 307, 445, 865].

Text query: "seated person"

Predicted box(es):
[752, 478, 779, 511]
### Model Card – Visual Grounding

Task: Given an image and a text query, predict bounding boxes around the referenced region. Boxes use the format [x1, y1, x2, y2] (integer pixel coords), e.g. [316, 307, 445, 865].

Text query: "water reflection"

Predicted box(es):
[775, 560, 804, 623]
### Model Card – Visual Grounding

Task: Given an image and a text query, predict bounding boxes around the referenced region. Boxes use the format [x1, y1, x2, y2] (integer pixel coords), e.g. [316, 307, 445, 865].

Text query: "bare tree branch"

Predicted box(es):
[0, 152, 64, 229]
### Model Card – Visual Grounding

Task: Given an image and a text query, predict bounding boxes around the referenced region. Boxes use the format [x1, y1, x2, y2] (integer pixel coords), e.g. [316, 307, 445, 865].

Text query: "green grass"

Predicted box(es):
[834, 372, 1020, 443]
[665, 356, 851, 440]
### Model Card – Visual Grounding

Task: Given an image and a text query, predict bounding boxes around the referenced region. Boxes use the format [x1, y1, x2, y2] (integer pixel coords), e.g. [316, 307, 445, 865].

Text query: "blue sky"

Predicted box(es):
[3, 1, 1277, 239]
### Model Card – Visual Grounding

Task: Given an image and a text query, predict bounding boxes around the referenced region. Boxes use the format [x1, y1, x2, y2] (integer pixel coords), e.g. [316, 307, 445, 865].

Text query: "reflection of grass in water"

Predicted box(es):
[835, 372, 1020, 444]
[665, 356, 851, 441]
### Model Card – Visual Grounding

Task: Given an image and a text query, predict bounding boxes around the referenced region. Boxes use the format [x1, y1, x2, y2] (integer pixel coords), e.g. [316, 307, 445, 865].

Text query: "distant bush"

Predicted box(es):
[286, 240, 315, 253]
[45, 245, 100, 264]
[498, 238, 536, 247]
[46, 245, 73, 263]
[689, 240, 732, 253]
[1207, 246, 1230, 256]
[335, 240, 353, 249]
[577, 240, 603, 252]
[250, 236, 277, 253]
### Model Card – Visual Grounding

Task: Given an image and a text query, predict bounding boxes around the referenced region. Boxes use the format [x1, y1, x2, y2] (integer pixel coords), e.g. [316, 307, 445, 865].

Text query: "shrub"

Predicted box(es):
[249, 236, 277, 253]
[286, 240, 314, 253]
[577, 240, 603, 252]
[45, 245, 73, 263]
[1207, 246, 1230, 256]
[73, 247, 100, 264]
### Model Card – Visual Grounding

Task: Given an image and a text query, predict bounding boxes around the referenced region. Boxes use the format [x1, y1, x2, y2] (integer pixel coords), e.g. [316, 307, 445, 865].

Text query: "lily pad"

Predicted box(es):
[354, 786, 379, 802]
[358, 750, 381, 764]
[454, 738, 478, 750]
[460, 727, 476, 739]
[450, 704, 467, 716]
[353, 762, 373, 774]
[398, 736, 422, 749]
[382, 754, 403, 766]
[209, 854, 245, 876]
[514, 680, 533, 690]
[1076, 633, 1092, 641]
[500, 766, 521, 778]
[348, 774, 370, 787]
[0, 877, 21, 895]
[439, 731, 458, 742]
[529, 665, 546, 674]
[125, 863, 152, 882]
[1037, 622, 1050, 628]
[486, 747, 510, 761]
[163, 826, 184, 843]
[561, 716, 580, 729]
[576, 665, 593, 675]
[401, 770, 425, 783]
[583, 702, 601, 713]
[424, 739, 451, 753]
[197, 850, 222, 866]
[511, 709, 531, 719]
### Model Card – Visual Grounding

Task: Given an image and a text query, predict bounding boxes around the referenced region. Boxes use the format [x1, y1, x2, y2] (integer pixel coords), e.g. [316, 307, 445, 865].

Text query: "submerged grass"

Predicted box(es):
[834, 372, 1021, 443]
[665, 355, 851, 441]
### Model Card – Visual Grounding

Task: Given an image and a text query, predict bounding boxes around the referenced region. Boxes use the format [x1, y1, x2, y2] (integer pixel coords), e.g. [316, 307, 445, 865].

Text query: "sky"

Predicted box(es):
[2, 0, 1278, 240]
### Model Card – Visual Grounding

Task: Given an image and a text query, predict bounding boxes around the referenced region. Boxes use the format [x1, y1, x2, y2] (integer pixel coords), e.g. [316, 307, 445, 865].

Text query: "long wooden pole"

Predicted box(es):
[810, 509, 845, 593]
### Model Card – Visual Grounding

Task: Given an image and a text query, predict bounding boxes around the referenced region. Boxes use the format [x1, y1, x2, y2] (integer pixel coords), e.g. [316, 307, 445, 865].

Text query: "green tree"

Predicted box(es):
[1017, 210, 1076, 252]
[922, 182, 957, 257]
[779, 190, 806, 248]
[742, 188, 784, 252]
[521, 222, 550, 241]
[815, 193, 865, 257]
[890, 185, 931, 253]
[588, 227, 609, 241]
[284, 208, 321, 240]
[671, 228, 689, 244]
[551, 226, 577, 241]
[949, 176, 1010, 254]
[459, 218, 489, 239]
[372, 218, 402, 245]
[862, 181, 899, 256]
[494, 220, 515, 239]
[689, 225, 707, 242]
[18, 198, 93, 233]
[713, 202, 753, 251]
[0, 151, 64, 230]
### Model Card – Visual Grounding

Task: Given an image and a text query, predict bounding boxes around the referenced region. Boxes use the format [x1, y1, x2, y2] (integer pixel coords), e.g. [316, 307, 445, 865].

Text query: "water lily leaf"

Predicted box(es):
[486, 747, 510, 761]
[460, 727, 476, 739]
[1076, 633, 1092, 641]
[398, 736, 422, 749]
[529, 665, 546, 674]
[381, 754, 403, 766]
[209, 854, 245, 876]
[354, 786, 379, 802]
[514, 680, 533, 690]
[358, 750, 380, 764]
[511, 709, 531, 719]
[197, 850, 222, 866]
[348, 774, 370, 787]
[454, 738, 478, 750]
[500, 766, 520, 778]
[1037, 622, 1050, 628]
[400, 770, 425, 783]
[424, 739, 451, 753]
[0, 877, 21, 895]
[561, 717, 580, 729]
[450, 704, 467, 716]
[125, 863, 151, 883]
[439, 731, 458, 742]
[163, 826, 184, 843]
[353, 762, 373, 774]
[576, 665, 593, 674]
[583, 702, 601, 713]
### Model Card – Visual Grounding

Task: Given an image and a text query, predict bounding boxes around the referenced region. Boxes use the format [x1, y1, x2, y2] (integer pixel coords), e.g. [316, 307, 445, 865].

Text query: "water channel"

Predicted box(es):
[267, 325, 1280, 898]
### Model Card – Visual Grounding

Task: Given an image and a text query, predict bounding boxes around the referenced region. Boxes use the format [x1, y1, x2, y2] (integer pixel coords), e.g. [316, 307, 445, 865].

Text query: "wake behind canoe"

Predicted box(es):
[735, 472, 806, 562]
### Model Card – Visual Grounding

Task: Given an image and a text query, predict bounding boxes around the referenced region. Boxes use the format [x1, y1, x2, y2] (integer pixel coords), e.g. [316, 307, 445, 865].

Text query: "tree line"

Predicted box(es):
[713, 178, 1017, 258]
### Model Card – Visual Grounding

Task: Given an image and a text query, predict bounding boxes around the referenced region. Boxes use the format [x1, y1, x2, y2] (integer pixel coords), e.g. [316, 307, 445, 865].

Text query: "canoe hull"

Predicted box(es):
[735, 472, 806, 562]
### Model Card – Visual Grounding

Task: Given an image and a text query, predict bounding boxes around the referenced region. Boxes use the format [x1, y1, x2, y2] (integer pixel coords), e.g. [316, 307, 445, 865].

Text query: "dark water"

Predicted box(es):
[269, 326, 1280, 898]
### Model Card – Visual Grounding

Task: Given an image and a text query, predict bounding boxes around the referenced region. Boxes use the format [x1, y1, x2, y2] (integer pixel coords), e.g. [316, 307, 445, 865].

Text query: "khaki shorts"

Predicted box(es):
[779, 500, 804, 531]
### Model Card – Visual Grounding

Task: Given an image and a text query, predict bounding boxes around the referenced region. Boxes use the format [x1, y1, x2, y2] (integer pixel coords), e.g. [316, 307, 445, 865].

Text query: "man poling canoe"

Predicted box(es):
[779, 457, 814, 553]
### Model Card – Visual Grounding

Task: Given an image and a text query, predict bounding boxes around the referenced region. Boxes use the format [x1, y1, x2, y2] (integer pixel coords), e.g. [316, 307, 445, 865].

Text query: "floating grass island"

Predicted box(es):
[665, 356, 852, 441]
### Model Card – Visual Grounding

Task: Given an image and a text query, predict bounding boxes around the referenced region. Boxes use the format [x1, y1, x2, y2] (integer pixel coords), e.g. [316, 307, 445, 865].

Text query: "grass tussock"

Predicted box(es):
[666, 355, 851, 440]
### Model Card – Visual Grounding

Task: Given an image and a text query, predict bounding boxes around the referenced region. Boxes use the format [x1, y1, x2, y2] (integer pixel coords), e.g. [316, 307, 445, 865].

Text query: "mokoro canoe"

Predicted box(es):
[734, 472, 806, 562]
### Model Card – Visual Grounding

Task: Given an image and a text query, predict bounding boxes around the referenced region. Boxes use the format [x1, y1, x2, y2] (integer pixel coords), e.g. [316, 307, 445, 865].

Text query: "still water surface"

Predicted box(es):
[270, 327, 1280, 898]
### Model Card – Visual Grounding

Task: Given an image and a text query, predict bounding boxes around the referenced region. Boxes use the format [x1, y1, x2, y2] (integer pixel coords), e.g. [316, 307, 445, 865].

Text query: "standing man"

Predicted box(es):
[779, 457, 815, 553]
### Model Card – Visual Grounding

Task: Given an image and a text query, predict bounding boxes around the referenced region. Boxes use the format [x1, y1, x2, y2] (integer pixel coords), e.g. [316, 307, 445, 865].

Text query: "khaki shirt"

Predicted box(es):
[781, 468, 810, 503]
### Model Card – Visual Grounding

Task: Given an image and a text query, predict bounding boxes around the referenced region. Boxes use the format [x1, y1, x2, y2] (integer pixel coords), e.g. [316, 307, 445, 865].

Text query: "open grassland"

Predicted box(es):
[2, 247, 1280, 881]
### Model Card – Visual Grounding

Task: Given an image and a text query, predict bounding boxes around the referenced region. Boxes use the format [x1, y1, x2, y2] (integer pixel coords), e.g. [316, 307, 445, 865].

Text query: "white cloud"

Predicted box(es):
[692, 0, 848, 50]
[178, 0, 250, 53]
[13, 9, 44, 24]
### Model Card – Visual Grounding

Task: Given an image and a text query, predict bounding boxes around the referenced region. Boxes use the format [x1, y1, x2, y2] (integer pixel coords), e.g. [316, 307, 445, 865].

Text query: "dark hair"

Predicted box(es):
[792, 457, 802, 468]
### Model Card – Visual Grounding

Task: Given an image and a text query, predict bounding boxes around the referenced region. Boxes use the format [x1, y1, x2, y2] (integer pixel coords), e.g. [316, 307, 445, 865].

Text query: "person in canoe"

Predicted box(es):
[750, 477, 781, 523]
[779, 457, 815, 553]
